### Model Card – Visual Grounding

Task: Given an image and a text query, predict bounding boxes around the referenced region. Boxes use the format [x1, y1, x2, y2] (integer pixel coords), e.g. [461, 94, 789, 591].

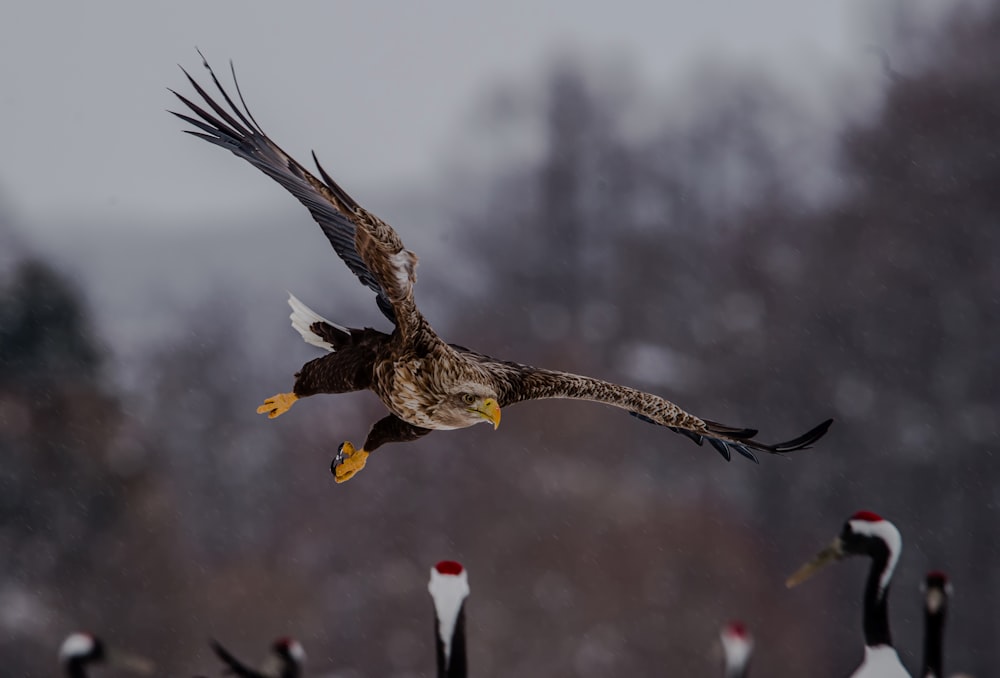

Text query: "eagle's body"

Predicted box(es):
[172, 55, 832, 482]
[298, 316, 496, 431]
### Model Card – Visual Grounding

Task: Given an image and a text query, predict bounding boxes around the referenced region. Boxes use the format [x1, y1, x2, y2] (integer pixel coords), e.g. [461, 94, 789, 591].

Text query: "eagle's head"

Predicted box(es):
[435, 382, 501, 430]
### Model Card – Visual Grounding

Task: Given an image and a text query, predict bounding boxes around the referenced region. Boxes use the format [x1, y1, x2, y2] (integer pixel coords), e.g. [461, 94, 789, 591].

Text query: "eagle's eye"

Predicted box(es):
[462, 393, 476, 405]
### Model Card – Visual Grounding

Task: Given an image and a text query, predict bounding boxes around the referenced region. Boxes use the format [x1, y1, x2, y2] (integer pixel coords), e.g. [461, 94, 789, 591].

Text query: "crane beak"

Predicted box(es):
[106, 649, 155, 675]
[474, 398, 501, 430]
[925, 587, 946, 614]
[786, 537, 845, 588]
[261, 654, 285, 676]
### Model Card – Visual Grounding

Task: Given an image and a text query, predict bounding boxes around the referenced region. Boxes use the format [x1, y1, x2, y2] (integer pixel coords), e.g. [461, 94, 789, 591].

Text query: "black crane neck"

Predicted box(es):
[922, 604, 946, 677]
[64, 660, 88, 678]
[862, 548, 894, 649]
[724, 662, 749, 678]
[435, 605, 468, 678]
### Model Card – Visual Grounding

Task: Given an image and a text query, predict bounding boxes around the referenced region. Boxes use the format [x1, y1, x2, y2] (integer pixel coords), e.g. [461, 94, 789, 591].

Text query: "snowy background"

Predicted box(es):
[1, 0, 997, 675]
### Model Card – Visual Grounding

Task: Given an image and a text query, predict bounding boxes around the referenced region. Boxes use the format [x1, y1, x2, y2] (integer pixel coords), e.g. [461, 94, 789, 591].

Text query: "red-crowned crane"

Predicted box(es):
[428, 560, 469, 678]
[921, 571, 950, 678]
[787, 511, 911, 677]
[208, 637, 306, 678]
[59, 632, 153, 678]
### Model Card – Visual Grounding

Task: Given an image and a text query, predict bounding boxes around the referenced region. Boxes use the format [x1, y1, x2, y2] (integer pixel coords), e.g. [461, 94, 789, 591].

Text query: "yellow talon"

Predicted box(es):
[332, 441, 369, 484]
[256, 392, 298, 419]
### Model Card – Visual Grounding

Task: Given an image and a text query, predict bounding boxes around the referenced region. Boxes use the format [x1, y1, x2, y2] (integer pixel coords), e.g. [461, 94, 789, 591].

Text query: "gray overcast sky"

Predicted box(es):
[1, 0, 914, 231]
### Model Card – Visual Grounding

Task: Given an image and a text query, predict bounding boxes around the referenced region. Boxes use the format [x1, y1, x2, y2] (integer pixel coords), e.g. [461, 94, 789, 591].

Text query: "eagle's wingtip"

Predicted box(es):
[774, 417, 834, 453]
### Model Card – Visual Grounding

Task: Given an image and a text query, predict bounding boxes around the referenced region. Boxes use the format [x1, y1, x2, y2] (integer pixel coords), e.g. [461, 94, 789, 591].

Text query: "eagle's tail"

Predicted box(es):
[288, 293, 348, 352]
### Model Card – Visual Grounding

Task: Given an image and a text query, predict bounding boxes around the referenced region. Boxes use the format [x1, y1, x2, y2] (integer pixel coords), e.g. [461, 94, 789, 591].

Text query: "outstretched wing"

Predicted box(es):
[460, 349, 832, 464]
[209, 640, 267, 678]
[170, 53, 416, 326]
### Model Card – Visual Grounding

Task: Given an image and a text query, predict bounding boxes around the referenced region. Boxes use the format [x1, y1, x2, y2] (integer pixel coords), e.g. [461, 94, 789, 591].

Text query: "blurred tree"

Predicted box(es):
[0, 255, 177, 676]
[0, 257, 117, 673]
[0, 259, 102, 389]
[0, 204, 25, 273]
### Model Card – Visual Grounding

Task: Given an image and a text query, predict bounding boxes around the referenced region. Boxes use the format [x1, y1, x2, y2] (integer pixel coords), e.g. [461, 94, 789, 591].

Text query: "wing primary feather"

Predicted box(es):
[765, 418, 834, 452]
[703, 417, 833, 454]
[312, 150, 361, 211]
[667, 425, 705, 446]
[194, 50, 262, 138]
[170, 109, 232, 141]
[226, 57, 267, 135]
[181, 129, 236, 147]
[178, 67, 252, 141]
[733, 444, 760, 464]
[708, 438, 732, 461]
[169, 91, 230, 136]
[702, 420, 758, 438]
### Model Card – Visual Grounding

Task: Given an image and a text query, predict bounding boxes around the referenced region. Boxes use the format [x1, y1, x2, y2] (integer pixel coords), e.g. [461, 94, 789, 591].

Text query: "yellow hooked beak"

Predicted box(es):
[473, 398, 501, 430]
[786, 537, 845, 588]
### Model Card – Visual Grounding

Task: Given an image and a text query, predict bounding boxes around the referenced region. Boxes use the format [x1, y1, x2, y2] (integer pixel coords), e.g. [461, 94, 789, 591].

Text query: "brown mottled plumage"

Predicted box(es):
[171, 54, 833, 483]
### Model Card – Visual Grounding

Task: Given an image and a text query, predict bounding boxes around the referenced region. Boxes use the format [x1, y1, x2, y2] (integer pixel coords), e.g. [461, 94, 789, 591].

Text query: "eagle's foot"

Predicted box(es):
[256, 392, 298, 419]
[331, 441, 369, 484]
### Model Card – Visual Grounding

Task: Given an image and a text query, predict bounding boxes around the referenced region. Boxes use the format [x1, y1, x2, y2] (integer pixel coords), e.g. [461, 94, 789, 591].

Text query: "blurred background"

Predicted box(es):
[1, 0, 997, 675]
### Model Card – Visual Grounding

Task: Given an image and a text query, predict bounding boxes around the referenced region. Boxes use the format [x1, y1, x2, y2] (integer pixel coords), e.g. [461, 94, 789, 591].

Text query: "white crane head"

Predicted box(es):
[720, 620, 754, 675]
[787, 510, 902, 594]
[263, 636, 306, 676]
[59, 632, 153, 675]
[59, 633, 102, 664]
[922, 571, 952, 615]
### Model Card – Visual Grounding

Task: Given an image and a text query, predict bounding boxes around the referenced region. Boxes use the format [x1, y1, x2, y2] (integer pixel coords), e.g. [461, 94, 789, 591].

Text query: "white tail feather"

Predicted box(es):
[288, 293, 344, 352]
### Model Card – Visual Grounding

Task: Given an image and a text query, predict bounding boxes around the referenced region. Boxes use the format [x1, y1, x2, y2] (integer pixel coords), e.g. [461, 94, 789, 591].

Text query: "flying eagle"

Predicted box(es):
[170, 55, 833, 483]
